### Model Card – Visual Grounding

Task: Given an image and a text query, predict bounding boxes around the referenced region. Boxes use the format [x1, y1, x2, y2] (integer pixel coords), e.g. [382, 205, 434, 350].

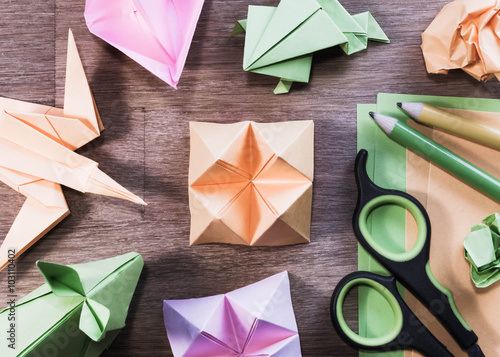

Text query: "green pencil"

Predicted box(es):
[398, 102, 500, 151]
[369, 112, 500, 203]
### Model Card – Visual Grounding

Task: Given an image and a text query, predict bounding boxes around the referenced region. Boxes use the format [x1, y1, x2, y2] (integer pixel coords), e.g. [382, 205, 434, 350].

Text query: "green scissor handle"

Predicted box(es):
[331, 271, 453, 356]
[351, 149, 483, 356]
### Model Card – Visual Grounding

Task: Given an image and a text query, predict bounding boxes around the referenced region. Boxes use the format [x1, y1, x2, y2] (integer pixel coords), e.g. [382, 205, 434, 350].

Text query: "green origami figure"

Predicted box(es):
[464, 213, 500, 288]
[233, 0, 390, 94]
[0, 252, 143, 356]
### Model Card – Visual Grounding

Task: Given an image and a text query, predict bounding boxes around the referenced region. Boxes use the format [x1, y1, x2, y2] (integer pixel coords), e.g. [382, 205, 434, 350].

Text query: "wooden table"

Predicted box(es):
[0, 0, 499, 356]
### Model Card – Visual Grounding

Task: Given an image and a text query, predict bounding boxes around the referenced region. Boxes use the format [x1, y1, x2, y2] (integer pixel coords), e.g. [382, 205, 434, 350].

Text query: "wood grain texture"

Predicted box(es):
[0, 0, 499, 356]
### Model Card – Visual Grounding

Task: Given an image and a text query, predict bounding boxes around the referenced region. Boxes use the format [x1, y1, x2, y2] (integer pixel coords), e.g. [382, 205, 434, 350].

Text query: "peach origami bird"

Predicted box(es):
[0, 29, 145, 270]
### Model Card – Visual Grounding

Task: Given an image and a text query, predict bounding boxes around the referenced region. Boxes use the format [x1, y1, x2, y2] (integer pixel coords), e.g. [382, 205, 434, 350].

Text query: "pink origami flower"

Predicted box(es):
[163, 272, 302, 357]
[84, 0, 205, 88]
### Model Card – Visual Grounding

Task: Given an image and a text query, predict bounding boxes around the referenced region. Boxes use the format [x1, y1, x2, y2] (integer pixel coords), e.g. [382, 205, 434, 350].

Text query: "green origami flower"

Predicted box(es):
[0, 252, 143, 356]
[464, 213, 500, 288]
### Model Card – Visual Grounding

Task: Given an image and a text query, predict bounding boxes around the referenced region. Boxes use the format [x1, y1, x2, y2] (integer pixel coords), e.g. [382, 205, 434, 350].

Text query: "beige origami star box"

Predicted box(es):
[189, 120, 314, 246]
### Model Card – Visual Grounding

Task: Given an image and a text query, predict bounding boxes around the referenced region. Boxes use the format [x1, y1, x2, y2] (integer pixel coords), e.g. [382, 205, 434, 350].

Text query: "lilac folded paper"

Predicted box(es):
[163, 271, 302, 356]
[84, 0, 205, 88]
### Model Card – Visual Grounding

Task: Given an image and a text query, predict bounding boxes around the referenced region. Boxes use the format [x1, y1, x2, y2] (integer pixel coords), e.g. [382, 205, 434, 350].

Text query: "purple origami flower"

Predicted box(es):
[163, 271, 302, 356]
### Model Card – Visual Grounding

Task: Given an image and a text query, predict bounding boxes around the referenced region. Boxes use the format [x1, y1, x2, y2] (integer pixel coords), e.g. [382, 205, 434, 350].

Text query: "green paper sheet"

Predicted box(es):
[0, 252, 143, 357]
[358, 93, 500, 357]
[357, 104, 405, 357]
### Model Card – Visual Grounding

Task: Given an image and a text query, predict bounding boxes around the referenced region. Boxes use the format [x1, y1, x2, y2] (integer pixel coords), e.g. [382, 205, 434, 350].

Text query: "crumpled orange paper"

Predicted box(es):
[421, 0, 500, 81]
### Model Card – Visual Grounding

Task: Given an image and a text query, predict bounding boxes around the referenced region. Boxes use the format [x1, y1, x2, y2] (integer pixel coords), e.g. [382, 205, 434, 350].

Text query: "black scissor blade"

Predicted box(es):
[467, 344, 485, 357]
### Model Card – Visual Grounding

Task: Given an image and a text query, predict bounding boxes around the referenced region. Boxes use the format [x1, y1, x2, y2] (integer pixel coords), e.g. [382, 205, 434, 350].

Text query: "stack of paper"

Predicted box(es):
[358, 93, 500, 356]
[233, 0, 389, 93]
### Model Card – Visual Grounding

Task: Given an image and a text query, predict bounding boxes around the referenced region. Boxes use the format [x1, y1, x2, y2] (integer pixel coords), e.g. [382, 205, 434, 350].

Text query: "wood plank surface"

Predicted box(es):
[0, 0, 499, 356]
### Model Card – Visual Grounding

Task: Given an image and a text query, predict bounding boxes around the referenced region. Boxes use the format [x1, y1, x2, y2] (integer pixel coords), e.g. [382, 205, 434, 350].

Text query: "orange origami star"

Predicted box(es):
[189, 121, 314, 246]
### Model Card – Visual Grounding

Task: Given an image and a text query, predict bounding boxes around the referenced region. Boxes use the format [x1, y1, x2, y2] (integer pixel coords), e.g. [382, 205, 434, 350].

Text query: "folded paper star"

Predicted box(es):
[0, 29, 145, 271]
[464, 213, 500, 288]
[0, 252, 144, 357]
[85, 0, 205, 88]
[422, 0, 500, 81]
[233, 0, 389, 94]
[189, 120, 314, 246]
[163, 271, 302, 357]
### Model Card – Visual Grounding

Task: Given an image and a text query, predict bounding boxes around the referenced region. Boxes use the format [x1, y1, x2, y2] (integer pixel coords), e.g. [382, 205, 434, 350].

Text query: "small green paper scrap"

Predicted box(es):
[464, 213, 500, 288]
[0, 252, 143, 356]
[233, 0, 389, 94]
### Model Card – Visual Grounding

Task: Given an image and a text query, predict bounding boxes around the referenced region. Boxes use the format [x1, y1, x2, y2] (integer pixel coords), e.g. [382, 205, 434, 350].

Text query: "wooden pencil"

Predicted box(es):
[398, 102, 500, 151]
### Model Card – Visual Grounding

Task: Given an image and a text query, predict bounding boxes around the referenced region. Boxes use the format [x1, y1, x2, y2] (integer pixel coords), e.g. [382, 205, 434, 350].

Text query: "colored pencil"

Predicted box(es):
[398, 102, 500, 151]
[370, 112, 500, 203]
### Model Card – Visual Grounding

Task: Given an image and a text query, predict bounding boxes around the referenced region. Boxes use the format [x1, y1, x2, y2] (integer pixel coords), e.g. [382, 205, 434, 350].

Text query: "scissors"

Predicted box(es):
[330, 149, 485, 357]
